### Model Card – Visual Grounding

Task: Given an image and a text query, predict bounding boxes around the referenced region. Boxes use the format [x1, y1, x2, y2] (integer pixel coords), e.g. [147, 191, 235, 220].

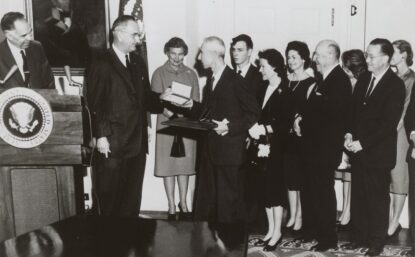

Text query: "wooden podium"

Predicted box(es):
[0, 89, 85, 242]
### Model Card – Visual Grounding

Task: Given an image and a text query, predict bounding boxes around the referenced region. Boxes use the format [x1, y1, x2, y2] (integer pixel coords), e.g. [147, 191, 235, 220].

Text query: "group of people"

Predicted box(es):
[1, 10, 415, 257]
[160, 34, 415, 256]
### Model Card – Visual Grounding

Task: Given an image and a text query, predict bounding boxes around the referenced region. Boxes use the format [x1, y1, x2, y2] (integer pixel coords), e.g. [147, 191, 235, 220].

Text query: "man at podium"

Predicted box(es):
[0, 12, 55, 89]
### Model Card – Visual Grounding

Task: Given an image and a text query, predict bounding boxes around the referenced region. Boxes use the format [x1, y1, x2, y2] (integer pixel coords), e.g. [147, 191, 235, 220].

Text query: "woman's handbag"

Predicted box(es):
[169, 114, 186, 157]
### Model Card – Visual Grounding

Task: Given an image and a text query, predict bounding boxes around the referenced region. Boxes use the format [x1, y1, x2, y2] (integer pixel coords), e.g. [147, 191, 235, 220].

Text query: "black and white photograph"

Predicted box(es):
[0, 0, 415, 256]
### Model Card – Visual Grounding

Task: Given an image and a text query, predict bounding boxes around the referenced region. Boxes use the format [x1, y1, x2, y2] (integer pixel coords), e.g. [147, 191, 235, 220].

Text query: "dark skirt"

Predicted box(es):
[283, 153, 303, 191]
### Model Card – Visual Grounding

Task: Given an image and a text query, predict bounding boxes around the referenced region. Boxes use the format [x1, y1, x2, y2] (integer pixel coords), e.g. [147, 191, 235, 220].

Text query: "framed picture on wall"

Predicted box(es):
[25, 0, 110, 74]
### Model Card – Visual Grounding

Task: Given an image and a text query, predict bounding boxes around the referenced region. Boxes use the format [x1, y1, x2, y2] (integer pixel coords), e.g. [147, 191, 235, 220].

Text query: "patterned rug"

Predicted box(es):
[248, 236, 412, 257]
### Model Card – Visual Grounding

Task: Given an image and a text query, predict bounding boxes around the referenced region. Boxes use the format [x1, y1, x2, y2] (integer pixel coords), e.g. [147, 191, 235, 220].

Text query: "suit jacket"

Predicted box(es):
[87, 48, 163, 158]
[256, 80, 291, 157]
[349, 68, 405, 169]
[190, 66, 260, 165]
[0, 40, 54, 89]
[404, 78, 415, 141]
[243, 64, 265, 96]
[300, 65, 352, 168]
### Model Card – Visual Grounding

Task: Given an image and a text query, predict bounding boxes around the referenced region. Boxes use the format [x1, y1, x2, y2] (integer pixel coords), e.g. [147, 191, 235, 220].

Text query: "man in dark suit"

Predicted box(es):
[0, 12, 54, 88]
[404, 78, 415, 256]
[343, 38, 405, 256]
[87, 15, 163, 217]
[164, 36, 259, 224]
[404, 77, 415, 257]
[230, 34, 263, 96]
[294, 40, 352, 251]
[230, 34, 264, 223]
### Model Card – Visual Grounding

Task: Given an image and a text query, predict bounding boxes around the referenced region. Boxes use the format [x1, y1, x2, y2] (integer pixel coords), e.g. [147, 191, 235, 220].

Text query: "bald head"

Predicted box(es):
[314, 39, 340, 74]
[203, 36, 226, 58]
[198, 36, 226, 70]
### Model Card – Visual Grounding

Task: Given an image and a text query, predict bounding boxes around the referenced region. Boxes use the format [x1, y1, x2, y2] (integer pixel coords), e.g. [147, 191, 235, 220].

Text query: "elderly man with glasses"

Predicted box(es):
[87, 15, 164, 217]
[343, 38, 405, 256]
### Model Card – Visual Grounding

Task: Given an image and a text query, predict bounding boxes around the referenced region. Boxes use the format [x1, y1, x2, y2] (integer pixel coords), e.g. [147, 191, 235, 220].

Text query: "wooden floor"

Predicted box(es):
[141, 210, 413, 247]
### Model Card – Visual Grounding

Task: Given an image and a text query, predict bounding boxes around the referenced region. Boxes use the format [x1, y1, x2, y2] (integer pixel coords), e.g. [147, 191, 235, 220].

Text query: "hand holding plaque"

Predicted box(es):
[161, 81, 192, 106]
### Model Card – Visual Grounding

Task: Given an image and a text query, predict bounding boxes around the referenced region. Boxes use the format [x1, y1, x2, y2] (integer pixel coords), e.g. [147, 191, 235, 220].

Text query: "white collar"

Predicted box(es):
[212, 64, 227, 90]
[237, 63, 251, 77]
[112, 44, 127, 67]
[323, 63, 339, 80]
[372, 66, 389, 83]
[7, 39, 25, 55]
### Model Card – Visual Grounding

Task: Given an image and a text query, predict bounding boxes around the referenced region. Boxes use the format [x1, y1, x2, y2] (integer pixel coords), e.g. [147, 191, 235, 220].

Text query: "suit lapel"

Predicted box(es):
[0, 41, 25, 84]
[367, 68, 393, 100]
[108, 48, 137, 95]
[212, 66, 231, 94]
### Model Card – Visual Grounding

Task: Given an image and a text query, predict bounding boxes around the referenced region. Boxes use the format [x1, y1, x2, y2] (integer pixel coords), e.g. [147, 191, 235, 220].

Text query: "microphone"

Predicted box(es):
[0, 65, 18, 84]
[64, 65, 83, 96]
[64, 65, 83, 87]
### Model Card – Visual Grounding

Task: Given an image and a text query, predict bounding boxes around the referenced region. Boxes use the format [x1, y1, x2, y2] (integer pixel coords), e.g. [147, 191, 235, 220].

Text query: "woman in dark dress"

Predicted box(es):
[283, 41, 316, 231]
[249, 49, 289, 251]
[335, 49, 367, 228]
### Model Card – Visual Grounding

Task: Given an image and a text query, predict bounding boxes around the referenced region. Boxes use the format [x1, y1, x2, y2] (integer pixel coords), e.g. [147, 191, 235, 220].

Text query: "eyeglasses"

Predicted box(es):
[114, 29, 142, 39]
[364, 53, 386, 60]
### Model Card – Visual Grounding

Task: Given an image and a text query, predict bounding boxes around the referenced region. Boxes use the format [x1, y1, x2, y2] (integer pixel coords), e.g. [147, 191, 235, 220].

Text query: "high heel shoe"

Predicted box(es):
[178, 202, 192, 220]
[167, 213, 177, 221]
[388, 224, 402, 238]
[263, 237, 282, 252]
[253, 238, 270, 247]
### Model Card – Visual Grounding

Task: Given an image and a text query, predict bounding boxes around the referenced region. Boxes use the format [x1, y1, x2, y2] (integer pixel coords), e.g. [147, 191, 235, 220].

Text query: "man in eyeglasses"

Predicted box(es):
[343, 38, 405, 256]
[0, 12, 54, 88]
[87, 15, 164, 217]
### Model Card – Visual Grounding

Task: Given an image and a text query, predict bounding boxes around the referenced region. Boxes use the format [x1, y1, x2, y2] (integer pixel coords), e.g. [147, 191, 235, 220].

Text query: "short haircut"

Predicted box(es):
[1, 12, 25, 32]
[328, 42, 341, 60]
[342, 49, 368, 79]
[203, 36, 226, 58]
[164, 37, 188, 56]
[285, 41, 311, 70]
[111, 15, 135, 31]
[369, 38, 394, 61]
[258, 49, 287, 81]
[393, 39, 413, 66]
[231, 34, 253, 49]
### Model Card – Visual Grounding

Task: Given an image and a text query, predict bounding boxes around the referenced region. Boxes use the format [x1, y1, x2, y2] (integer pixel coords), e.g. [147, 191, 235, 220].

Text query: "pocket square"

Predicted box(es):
[315, 92, 322, 96]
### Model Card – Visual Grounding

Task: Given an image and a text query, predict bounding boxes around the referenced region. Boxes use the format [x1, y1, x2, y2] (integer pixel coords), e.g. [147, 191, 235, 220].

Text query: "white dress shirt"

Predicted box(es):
[236, 63, 251, 78]
[7, 40, 25, 79]
[212, 64, 226, 91]
[112, 44, 127, 67]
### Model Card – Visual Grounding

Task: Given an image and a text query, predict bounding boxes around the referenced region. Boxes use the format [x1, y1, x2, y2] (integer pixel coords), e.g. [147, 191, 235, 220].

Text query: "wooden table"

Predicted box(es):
[0, 215, 248, 257]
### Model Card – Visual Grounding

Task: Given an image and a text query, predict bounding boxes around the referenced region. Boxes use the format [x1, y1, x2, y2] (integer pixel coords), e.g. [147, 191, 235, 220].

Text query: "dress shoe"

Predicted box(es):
[253, 238, 270, 247]
[365, 246, 383, 256]
[342, 241, 367, 250]
[388, 224, 402, 238]
[178, 202, 192, 220]
[167, 213, 177, 220]
[311, 242, 337, 252]
[263, 237, 282, 252]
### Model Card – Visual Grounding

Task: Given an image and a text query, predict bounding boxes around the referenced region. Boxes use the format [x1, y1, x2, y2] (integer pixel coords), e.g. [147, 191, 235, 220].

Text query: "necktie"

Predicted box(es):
[125, 54, 130, 68]
[203, 76, 215, 104]
[365, 77, 376, 98]
[20, 50, 29, 87]
[237, 70, 242, 76]
[125, 54, 135, 79]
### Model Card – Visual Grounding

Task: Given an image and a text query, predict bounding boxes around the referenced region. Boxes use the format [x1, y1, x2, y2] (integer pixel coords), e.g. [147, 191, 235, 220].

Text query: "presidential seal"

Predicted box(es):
[0, 87, 53, 148]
